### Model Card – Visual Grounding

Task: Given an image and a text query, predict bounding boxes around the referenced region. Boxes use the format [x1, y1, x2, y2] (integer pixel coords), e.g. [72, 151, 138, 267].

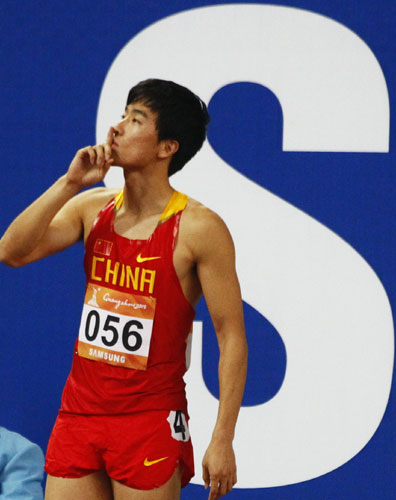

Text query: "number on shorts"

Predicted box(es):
[174, 410, 186, 440]
[167, 410, 190, 442]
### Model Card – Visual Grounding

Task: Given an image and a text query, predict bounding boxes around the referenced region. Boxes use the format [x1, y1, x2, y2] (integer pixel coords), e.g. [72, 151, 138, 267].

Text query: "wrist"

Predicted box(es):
[211, 429, 234, 445]
[60, 174, 84, 194]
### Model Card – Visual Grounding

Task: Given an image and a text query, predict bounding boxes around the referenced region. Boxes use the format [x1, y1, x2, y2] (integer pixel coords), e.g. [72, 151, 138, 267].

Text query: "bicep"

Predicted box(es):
[195, 217, 245, 338]
[20, 196, 84, 265]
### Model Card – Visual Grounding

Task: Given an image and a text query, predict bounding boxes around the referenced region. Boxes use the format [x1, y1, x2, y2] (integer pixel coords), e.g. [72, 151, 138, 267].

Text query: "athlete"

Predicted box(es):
[0, 79, 248, 500]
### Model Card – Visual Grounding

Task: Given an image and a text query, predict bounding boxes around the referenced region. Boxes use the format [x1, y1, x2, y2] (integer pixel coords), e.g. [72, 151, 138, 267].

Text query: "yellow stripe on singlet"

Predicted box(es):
[114, 191, 124, 211]
[159, 191, 188, 223]
[113, 190, 188, 222]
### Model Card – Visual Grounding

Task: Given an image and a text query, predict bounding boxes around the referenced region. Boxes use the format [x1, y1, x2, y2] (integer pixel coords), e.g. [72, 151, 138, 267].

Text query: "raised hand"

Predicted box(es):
[66, 127, 115, 188]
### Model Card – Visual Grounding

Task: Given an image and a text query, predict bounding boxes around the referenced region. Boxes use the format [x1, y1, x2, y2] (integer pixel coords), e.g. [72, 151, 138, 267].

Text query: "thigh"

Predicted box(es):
[45, 472, 113, 500]
[111, 466, 181, 500]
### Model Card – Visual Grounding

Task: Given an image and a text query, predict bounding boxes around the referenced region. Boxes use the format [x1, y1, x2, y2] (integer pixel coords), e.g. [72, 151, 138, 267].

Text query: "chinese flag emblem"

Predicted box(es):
[94, 239, 113, 256]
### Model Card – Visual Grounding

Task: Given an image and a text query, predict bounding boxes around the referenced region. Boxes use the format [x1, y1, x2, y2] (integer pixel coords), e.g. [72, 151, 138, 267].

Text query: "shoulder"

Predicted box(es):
[72, 186, 121, 218]
[53, 186, 120, 229]
[183, 197, 230, 234]
[0, 427, 44, 489]
[181, 197, 235, 260]
[74, 186, 120, 207]
[0, 427, 44, 460]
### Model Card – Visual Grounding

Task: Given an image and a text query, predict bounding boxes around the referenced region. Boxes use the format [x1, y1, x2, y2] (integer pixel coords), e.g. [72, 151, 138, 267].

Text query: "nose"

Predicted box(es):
[113, 117, 126, 136]
[113, 121, 121, 136]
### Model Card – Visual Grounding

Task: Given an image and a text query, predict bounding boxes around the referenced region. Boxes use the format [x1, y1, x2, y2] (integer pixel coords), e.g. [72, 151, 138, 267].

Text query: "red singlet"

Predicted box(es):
[60, 190, 195, 416]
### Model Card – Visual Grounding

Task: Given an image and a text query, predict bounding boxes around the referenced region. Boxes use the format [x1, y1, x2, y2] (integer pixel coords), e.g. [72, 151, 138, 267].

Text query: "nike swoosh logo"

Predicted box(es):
[136, 253, 162, 263]
[144, 456, 168, 466]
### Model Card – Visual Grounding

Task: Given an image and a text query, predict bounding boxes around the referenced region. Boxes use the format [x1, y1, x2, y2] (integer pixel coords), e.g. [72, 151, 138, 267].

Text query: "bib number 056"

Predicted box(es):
[85, 311, 143, 351]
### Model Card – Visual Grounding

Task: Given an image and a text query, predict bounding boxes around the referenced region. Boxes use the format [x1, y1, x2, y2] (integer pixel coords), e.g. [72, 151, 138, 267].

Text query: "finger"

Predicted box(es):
[104, 142, 112, 162]
[217, 478, 227, 498]
[202, 464, 210, 489]
[86, 146, 95, 165]
[94, 145, 105, 167]
[106, 126, 114, 146]
[208, 478, 219, 500]
[227, 477, 234, 494]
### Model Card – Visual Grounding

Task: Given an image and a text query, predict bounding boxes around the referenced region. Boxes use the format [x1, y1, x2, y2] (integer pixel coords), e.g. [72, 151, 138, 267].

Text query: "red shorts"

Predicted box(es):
[44, 410, 194, 490]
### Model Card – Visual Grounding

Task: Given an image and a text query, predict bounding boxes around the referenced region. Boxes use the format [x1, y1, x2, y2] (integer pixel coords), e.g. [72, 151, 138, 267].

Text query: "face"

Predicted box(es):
[111, 101, 162, 169]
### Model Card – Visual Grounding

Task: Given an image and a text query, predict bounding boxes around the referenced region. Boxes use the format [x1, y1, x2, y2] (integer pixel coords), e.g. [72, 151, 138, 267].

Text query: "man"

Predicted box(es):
[0, 426, 45, 500]
[0, 79, 248, 500]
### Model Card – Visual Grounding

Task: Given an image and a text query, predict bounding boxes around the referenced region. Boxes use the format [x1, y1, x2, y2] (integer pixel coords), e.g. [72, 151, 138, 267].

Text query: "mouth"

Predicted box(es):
[111, 141, 119, 147]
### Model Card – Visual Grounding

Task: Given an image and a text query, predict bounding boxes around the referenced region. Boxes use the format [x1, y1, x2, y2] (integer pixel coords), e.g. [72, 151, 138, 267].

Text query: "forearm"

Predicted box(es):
[0, 175, 80, 265]
[211, 332, 248, 443]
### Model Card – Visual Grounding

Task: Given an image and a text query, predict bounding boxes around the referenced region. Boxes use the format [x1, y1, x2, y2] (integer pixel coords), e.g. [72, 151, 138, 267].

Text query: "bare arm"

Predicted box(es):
[0, 128, 115, 267]
[191, 209, 248, 500]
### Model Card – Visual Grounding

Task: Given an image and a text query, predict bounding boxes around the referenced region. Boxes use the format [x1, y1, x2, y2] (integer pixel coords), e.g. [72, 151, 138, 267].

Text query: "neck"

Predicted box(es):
[121, 165, 174, 217]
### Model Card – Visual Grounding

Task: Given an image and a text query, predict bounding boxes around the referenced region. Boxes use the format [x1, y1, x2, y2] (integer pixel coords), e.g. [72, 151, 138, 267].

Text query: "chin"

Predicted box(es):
[119, 163, 145, 172]
[112, 156, 130, 169]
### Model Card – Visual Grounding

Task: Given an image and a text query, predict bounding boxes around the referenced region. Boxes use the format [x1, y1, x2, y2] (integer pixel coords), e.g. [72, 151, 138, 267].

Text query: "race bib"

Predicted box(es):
[77, 283, 156, 370]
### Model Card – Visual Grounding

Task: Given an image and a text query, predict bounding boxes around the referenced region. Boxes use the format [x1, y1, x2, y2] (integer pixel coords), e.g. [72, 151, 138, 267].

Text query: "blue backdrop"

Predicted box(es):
[1, 1, 394, 498]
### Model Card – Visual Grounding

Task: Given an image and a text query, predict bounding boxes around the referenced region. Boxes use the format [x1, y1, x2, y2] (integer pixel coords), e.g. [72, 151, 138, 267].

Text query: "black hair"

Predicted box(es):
[126, 79, 210, 176]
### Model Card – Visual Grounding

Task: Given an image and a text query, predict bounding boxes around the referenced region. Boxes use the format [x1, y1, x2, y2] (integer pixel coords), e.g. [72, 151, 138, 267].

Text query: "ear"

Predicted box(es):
[158, 140, 179, 159]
